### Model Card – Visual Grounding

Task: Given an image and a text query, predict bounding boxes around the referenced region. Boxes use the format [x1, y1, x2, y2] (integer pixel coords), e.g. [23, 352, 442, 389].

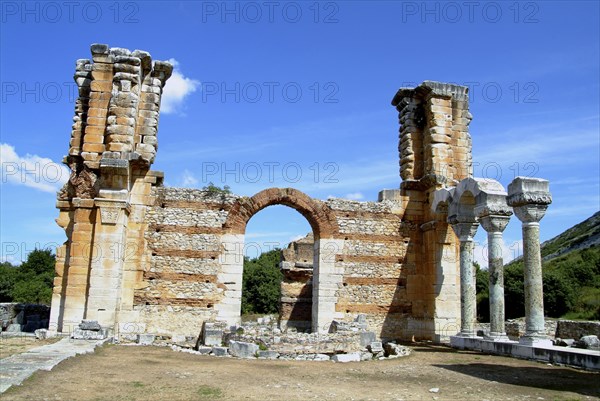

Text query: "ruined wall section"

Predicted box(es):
[279, 234, 314, 331]
[326, 198, 412, 340]
[135, 187, 238, 336]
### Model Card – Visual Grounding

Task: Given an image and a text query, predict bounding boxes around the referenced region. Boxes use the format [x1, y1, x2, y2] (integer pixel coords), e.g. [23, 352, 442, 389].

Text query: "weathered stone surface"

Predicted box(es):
[71, 328, 108, 340]
[575, 335, 600, 350]
[228, 341, 258, 358]
[368, 341, 383, 353]
[79, 320, 102, 331]
[384, 343, 411, 357]
[34, 329, 48, 339]
[331, 352, 361, 363]
[137, 334, 155, 345]
[359, 331, 376, 347]
[211, 346, 229, 356]
[257, 350, 279, 359]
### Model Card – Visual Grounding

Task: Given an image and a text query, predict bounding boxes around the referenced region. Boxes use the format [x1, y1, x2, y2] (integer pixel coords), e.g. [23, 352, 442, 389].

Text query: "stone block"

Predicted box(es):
[368, 341, 383, 353]
[331, 352, 361, 363]
[228, 341, 259, 358]
[384, 342, 411, 357]
[35, 328, 48, 339]
[71, 327, 108, 340]
[211, 346, 229, 357]
[90, 80, 113, 92]
[202, 324, 224, 346]
[575, 335, 600, 350]
[6, 323, 21, 332]
[79, 320, 102, 331]
[136, 334, 155, 345]
[257, 350, 279, 359]
[196, 346, 212, 354]
[359, 331, 376, 347]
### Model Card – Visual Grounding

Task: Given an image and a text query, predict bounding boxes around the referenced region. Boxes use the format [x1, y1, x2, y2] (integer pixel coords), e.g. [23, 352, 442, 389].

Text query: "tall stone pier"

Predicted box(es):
[49, 44, 172, 333]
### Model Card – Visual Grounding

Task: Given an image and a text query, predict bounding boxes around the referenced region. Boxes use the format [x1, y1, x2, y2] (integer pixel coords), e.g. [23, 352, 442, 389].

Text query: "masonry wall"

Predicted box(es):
[131, 186, 452, 341]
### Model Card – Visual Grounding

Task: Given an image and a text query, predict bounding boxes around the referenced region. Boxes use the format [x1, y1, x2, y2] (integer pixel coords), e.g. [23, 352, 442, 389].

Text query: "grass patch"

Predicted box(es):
[196, 385, 224, 399]
[131, 381, 145, 388]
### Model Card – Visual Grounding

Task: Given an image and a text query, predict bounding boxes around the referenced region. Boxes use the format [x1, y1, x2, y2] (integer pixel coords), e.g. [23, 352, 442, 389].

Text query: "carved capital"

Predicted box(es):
[479, 214, 511, 234]
[448, 218, 479, 242]
[95, 198, 129, 225]
[512, 203, 548, 224]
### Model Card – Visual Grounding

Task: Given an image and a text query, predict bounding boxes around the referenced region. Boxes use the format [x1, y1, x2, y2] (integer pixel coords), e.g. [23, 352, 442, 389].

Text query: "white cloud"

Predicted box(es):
[345, 192, 365, 200]
[180, 169, 199, 187]
[0, 143, 69, 193]
[161, 59, 200, 114]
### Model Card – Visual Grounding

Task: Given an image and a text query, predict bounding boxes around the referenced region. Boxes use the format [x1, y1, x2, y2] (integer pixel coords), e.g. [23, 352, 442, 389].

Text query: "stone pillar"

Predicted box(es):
[475, 191, 512, 340]
[312, 238, 345, 334]
[507, 177, 552, 345]
[448, 218, 479, 337]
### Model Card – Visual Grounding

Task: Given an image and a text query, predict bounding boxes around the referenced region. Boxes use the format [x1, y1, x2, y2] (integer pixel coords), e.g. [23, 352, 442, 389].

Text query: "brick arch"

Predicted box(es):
[223, 188, 338, 239]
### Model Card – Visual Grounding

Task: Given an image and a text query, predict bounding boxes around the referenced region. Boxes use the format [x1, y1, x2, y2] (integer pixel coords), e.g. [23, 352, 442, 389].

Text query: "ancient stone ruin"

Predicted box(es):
[49, 44, 555, 350]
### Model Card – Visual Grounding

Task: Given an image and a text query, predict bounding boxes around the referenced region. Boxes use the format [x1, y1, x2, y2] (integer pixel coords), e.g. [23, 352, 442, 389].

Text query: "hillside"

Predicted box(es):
[483, 211, 600, 321]
[541, 211, 600, 260]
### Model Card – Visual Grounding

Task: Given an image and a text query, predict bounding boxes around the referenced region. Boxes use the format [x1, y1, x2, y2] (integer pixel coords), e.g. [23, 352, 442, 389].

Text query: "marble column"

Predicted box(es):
[507, 177, 552, 344]
[449, 217, 480, 337]
[478, 213, 511, 339]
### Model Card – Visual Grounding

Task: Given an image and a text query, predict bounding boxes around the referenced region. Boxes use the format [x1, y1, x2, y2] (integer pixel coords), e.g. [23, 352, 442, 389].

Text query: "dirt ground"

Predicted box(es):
[2, 343, 599, 401]
[0, 336, 61, 359]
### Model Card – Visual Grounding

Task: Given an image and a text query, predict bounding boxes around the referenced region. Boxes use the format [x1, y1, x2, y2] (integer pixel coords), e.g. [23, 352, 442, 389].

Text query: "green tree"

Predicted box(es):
[504, 261, 525, 319]
[10, 249, 56, 304]
[0, 262, 17, 302]
[241, 249, 283, 315]
[475, 262, 490, 322]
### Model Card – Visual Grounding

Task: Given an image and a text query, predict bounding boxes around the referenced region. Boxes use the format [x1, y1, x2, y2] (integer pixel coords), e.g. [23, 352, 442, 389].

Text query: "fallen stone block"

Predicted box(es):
[556, 338, 575, 347]
[79, 320, 102, 331]
[575, 335, 600, 350]
[360, 352, 372, 361]
[71, 327, 108, 340]
[211, 346, 229, 357]
[228, 341, 259, 358]
[368, 341, 383, 354]
[6, 323, 21, 332]
[34, 328, 48, 339]
[384, 342, 411, 357]
[257, 350, 279, 359]
[196, 346, 212, 355]
[312, 353, 330, 361]
[331, 352, 361, 363]
[137, 334, 155, 345]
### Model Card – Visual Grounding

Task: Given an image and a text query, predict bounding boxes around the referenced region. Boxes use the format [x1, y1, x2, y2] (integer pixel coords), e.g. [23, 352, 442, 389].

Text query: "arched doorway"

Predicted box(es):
[219, 188, 341, 333]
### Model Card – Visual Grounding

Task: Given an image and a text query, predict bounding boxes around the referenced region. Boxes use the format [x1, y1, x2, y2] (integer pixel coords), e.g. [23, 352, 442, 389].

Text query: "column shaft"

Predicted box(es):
[459, 240, 476, 337]
[522, 222, 545, 337]
[487, 231, 506, 337]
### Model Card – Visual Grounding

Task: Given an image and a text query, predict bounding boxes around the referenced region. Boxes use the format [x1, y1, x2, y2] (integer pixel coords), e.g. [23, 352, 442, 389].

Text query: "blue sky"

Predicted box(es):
[1, 1, 599, 263]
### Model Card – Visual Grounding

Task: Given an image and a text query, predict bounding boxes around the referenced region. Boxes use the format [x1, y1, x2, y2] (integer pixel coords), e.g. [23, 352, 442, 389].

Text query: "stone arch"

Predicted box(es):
[448, 177, 506, 221]
[218, 188, 342, 333]
[223, 187, 339, 239]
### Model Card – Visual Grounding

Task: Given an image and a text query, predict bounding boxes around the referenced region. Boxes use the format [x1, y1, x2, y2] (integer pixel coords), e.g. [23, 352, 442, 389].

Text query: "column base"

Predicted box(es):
[519, 335, 552, 347]
[456, 331, 478, 338]
[450, 334, 483, 349]
[485, 332, 511, 342]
